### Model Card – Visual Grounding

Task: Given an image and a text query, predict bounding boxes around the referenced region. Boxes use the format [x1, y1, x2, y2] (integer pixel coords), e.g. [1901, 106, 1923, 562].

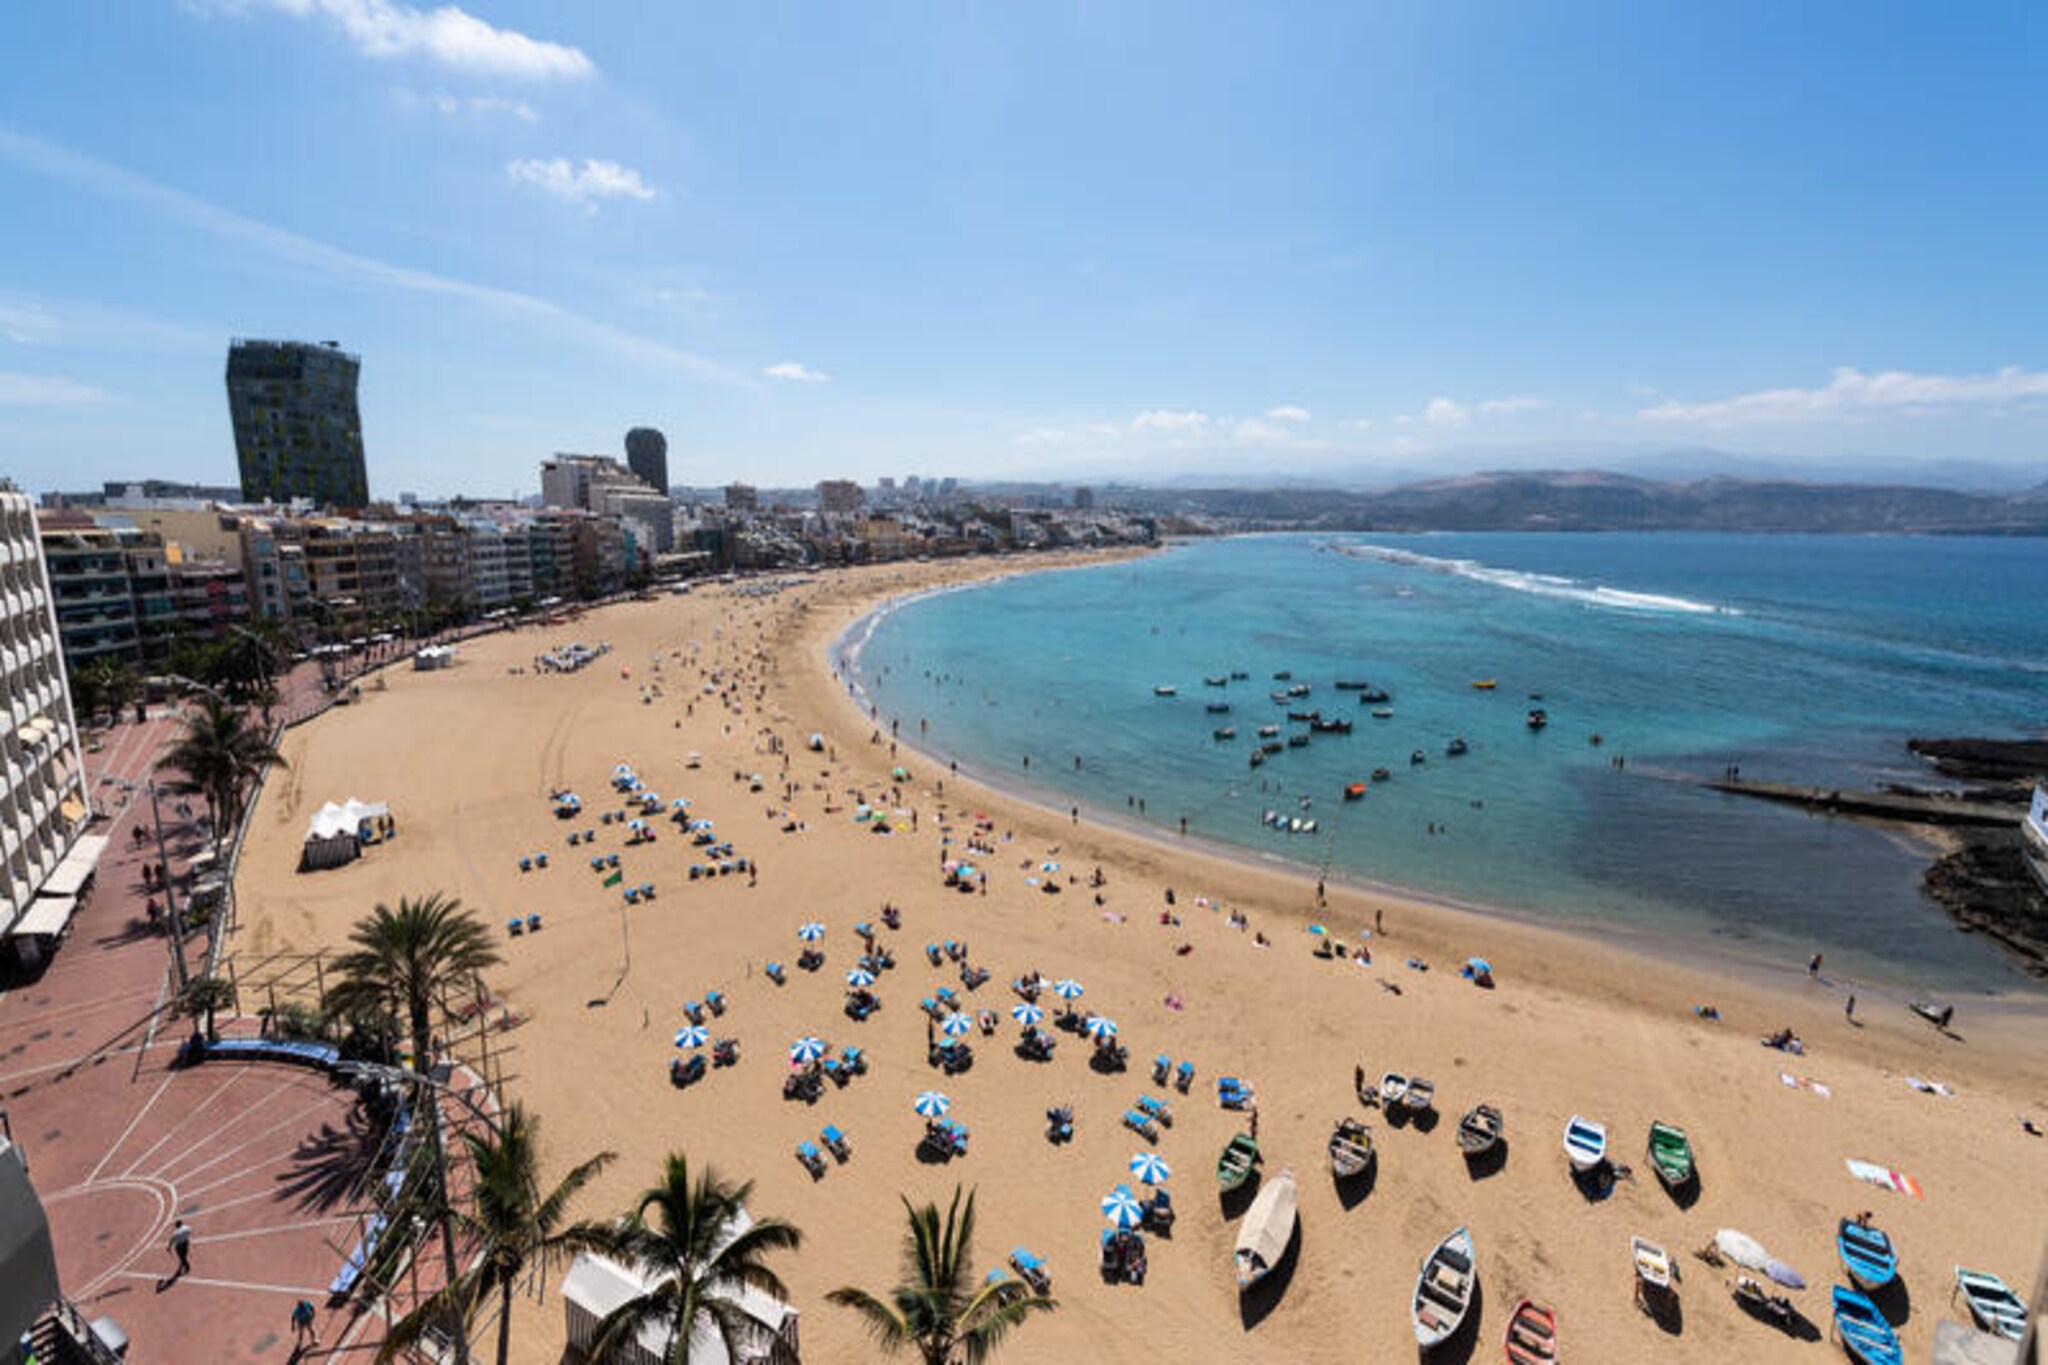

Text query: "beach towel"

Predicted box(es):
[1778, 1073, 1831, 1098]
[1904, 1076, 1955, 1098]
[603, 869, 625, 887]
[1846, 1159, 1923, 1199]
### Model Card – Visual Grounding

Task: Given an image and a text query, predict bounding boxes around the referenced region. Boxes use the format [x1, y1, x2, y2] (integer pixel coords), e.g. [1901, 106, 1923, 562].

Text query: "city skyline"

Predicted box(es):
[2, 2, 2044, 497]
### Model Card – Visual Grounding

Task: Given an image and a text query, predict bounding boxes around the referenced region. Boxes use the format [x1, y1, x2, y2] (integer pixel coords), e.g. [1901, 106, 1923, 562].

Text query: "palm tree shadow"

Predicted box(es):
[275, 1101, 384, 1213]
[1238, 1218, 1302, 1330]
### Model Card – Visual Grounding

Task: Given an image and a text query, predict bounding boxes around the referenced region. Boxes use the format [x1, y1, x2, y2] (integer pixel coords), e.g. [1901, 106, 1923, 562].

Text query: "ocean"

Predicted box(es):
[841, 533, 2048, 991]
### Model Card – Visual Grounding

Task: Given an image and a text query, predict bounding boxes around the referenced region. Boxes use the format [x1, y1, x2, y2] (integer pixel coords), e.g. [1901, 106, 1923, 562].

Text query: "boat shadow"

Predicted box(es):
[1220, 1172, 1262, 1220]
[1667, 1170, 1703, 1210]
[1571, 1162, 1622, 1202]
[1418, 1276, 1484, 1363]
[1410, 1107, 1441, 1135]
[1640, 1282, 1683, 1336]
[1335, 1157, 1378, 1210]
[1238, 1218, 1302, 1331]
[1873, 1275, 1913, 1327]
[1463, 1140, 1508, 1182]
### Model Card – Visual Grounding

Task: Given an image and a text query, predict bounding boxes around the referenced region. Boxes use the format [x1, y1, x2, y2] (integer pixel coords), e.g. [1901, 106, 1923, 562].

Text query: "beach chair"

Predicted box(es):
[640, 883, 656, 900]
[841, 1046, 866, 1075]
[1099, 1230, 1120, 1280]
[1176, 1060, 1195, 1093]
[1143, 1188, 1175, 1233]
[526, 913, 541, 932]
[822, 1125, 851, 1162]
[684, 1001, 704, 1024]
[568, 832, 582, 847]
[688, 865, 703, 881]
[936, 987, 960, 1010]
[1135, 1095, 1173, 1127]
[507, 917, 524, 937]
[1123, 1109, 1160, 1142]
[795, 1141, 826, 1178]
[623, 888, 641, 906]
[712, 1038, 737, 1068]
[1045, 1105, 1074, 1143]
[845, 993, 875, 1022]
[669, 1054, 705, 1087]
[1010, 1248, 1052, 1295]
[985, 1267, 1024, 1306]
[766, 962, 787, 985]
[945, 1120, 970, 1155]
[534, 853, 547, 869]
[705, 990, 726, 1016]
[854, 920, 874, 942]
[798, 948, 825, 972]
[926, 942, 944, 965]
[1152, 1054, 1171, 1085]
[921, 996, 942, 1019]
[822, 1057, 848, 1086]
[519, 856, 532, 873]
[590, 856, 605, 872]
[607, 854, 621, 869]
[1218, 1077, 1255, 1109]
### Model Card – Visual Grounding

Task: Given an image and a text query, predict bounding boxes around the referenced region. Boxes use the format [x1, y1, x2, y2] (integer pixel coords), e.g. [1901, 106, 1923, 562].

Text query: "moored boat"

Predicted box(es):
[1953, 1266, 2027, 1341]
[1371, 766, 1392, 782]
[1646, 1120, 1694, 1191]
[1328, 1117, 1373, 1179]
[1343, 782, 1367, 801]
[1472, 679, 1497, 690]
[1411, 749, 1427, 765]
[1832, 1285, 1902, 1365]
[1206, 701, 1231, 714]
[1213, 727, 1237, 741]
[1204, 675, 1228, 687]
[1248, 749, 1266, 768]
[1563, 1115, 1606, 1172]
[1412, 1226, 1477, 1348]
[1455, 1104, 1503, 1158]
[1837, 1216, 1897, 1291]
[1360, 687, 1392, 703]
[1258, 724, 1281, 738]
[1526, 708, 1548, 729]
[1401, 1076, 1435, 1113]
[1153, 685, 1178, 697]
[1379, 1071, 1410, 1107]
[1233, 1167, 1298, 1290]
[1446, 737, 1469, 757]
[1503, 1298, 1557, 1364]
[1217, 1132, 1261, 1191]
[1287, 734, 1310, 749]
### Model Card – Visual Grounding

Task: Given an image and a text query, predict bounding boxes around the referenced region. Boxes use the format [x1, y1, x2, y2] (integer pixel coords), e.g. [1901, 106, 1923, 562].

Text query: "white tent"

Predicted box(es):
[301, 798, 391, 871]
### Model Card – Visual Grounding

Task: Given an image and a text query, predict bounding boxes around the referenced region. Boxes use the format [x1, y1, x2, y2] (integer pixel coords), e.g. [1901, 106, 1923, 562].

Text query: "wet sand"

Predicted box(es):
[236, 553, 2048, 1363]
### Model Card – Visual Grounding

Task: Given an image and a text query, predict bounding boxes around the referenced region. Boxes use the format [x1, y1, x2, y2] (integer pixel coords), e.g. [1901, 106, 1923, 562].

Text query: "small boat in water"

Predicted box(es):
[1411, 749, 1427, 765]
[1233, 1167, 1297, 1290]
[1646, 1120, 1694, 1191]
[1412, 1226, 1478, 1348]
[1258, 724, 1280, 738]
[1286, 709, 1320, 722]
[1372, 707, 1395, 719]
[1953, 1266, 2027, 1341]
[1153, 685, 1178, 697]
[1343, 782, 1367, 802]
[1272, 670, 1292, 681]
[1360, 687, 1391, 703]
[1206, 702, 1231, 714]
[1248, 749, 1266, 768]
[1335, 679, 1370, 691]
[1285, 682, 1311, 698]
[1287, 734, 1310, 749]
[1455, 1104, 1503, 1158]
[1204, 675, 1228, 687]
[1838, 1216, 1898, 1291]
[1526, 708, 1549, 730]
[1213, 727, 1237, 741]
[1310, 717, 1353, 734]
[1503, 1298, 1558, 1365]
[1563, 1115, 1606, 1172]
[1472, 679, 1498, 690]
[1446, 737, 1469, 757]
[1832, 1286, 1902, 1365]
[1230, 669, 1249, 681]
[1371, 766, 1392, 782]
[1328, 1117, 1373, 1179]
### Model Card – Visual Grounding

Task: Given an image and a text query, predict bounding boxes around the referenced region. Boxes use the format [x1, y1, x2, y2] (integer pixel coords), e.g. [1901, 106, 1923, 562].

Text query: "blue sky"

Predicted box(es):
[1, 1, 2043, 497]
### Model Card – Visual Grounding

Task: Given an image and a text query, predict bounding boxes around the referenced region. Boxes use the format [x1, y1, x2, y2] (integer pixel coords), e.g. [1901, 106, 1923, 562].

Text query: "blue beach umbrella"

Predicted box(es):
[845, 967, 877, 988]
[941, 1013, 973, 1037]
[1128, 1151, 1171, 1185]
[1100, 1185, 1144, 1230]
[673, 1025, 709, 1049]
[1053, 978, 1085, 1002]
[913, 1091, 951, 1118]
[797, 922, 826, 942]
[1085, 1015, 1119, 1043]
[1011, 1003, 1045, 1027]
[789, 1036, 827, 1065]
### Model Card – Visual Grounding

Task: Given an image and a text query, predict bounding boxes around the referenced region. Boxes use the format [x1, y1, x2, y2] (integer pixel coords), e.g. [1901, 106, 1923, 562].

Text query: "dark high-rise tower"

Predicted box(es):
[225, 339, 369, 507]
[624, 427, 668, 495]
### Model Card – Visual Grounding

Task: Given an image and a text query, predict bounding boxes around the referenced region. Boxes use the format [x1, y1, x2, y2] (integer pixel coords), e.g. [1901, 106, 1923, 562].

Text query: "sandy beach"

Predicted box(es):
[235, 552, 2048, 1363]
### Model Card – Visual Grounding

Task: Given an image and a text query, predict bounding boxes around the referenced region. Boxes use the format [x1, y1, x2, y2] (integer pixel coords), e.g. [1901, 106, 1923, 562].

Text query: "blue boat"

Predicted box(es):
[1831, 1286, 1900, 1365]
[1836, 1217, 1897, 1291]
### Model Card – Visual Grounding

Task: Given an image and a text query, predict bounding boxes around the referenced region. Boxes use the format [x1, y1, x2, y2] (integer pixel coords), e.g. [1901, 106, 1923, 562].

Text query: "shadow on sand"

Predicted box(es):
[1238, 1218, 1302, 1331]
[1463, 1139, 1508, 1182]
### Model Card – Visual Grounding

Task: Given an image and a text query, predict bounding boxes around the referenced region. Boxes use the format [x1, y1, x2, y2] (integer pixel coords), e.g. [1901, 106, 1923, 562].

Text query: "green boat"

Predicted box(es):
[1647, 1120, 1694, 1191]
[1217, 1132, 1262, 1191]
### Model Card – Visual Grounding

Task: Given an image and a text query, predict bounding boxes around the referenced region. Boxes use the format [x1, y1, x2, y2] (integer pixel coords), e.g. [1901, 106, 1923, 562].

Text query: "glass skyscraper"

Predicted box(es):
[225, 339, 369, 507]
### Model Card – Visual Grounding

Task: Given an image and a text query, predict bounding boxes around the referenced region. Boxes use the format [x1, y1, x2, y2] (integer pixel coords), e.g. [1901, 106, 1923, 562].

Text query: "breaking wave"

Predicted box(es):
[1341, 543, 1739, 616]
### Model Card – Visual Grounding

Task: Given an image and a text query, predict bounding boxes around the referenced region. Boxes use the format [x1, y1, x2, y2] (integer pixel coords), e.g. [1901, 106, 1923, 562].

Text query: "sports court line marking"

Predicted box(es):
[114, 1271, 320, 1297]
[118, 1069, 248, 1178]
[160, 1091, 340, 1192]
[185, 1179, 372, 1220]
[88, 1068, 178, 1183]
[185, 1213, 365, 1245]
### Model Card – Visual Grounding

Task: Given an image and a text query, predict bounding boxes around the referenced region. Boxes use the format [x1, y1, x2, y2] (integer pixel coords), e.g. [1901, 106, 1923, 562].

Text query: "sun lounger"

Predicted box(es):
[936, 987, 959, 1009]
[1153, 1054, 1171, 1084]
[1218, 1077, 1255, 1109]
[526, 913, 541, 932]
[921, 996, 944, 1019]
[705, 990, 726, 1015]
[669, 1054, 705, 1087]
[1143, 1188, 1175, 1232]
[1010, 1247, 1052, 1294]
[519, 856, 532, 872]
[684, 1001, 704, 1024]
[926, 943, 943, 965]
[766, 962, 787, 984]
[795, 1140, 826, 1177]
[534, 853, 547, 868]
[1176, 1060, 1195, 1092]
[1124, 1109, 1160, 1141]
[507, 917, 524, 936]
[822, 1125, 851, 1161]
[841, 1046, 866, 1074]
[822, 1058, 846, 1086]
[1135, 1095, 1173, 1127]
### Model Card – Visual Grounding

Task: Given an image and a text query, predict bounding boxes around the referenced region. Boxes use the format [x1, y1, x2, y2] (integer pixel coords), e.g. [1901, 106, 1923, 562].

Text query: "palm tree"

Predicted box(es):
[178, 974, 237, 1041]
[323, 893, 502, 1072]
[828, 1187, 1056, 1365]
[155, 697, 285, 849]
[590, 1153, 802, 1364]
[379, 1103, 615, 1365]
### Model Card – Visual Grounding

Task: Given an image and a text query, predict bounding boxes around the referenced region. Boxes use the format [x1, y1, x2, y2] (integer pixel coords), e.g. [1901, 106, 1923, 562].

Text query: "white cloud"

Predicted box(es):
[392, 86, 538, 122]
[1263, 404, 1312, 423]
[1423, 397, 1469, 429]
[1130, 409, 1210, 434]
[506, 158, 655, 212]
[0, 128, 740, 385]
[764, 362, 830, 383]
[0, 372, 116, 406]
[1477, 396, 1548, 415]
[1015, 422, 1120, 448]
[1232, 417, 1289, 444]
[206, 0, 595, 81]
[1641, 365, 2048, 426]
[1339, 417, 1373, 432]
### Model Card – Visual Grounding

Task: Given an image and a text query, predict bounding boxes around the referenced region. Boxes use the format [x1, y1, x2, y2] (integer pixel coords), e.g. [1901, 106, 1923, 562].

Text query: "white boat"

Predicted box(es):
[1401, 1076, 1435, 1113]
[1954, 1266, 2027, 1341]
[1233, 1167, 1298, 1290]
[1153, 685, 1177, 697]
[1563, 1115, 1606, 1172]
[1412, 1226, 1477, 1347]
[1379, 1072, 1410, 1107]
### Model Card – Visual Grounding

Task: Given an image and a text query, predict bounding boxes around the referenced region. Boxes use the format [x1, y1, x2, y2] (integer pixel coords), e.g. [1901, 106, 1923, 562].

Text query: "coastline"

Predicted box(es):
[822, 564, 2048, 1018]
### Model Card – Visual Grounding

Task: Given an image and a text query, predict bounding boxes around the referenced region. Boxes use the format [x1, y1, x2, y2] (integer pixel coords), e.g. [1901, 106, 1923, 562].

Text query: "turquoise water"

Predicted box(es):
[843, 534, 2048, 990]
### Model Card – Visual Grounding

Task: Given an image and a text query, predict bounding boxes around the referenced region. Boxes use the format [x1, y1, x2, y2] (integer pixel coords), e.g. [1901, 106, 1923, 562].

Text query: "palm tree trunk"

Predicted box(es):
[496, 1279, 513, 1365]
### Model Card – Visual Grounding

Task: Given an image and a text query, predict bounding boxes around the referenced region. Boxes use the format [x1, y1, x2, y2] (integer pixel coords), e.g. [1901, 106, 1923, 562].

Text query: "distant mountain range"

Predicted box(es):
[1127, 470, 2048, 534]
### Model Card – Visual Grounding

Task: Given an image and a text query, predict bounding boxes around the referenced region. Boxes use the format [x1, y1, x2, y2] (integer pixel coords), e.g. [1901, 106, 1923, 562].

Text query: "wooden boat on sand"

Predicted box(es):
[1328, 1118, 1373, 1179]
[1563, 1115, 1606, 1172]
[1953, 1266, 2027, 1341]
[1832, 1285, 1902, 1365]
[1379, 1071, 1410, 1108]
[1646, 1120, 1694, 1190]
[1412, 1226, 1477, 1348]
[1401, 1076, 1436, 1113]
[1837, 1216, 1897, 1291]
[1216, 1132, 1261, 1192]
[1503, 1298, 1558, 1364]
[1233, 1167, 1297, 1290]
[1455, 1104, 1503, 1158]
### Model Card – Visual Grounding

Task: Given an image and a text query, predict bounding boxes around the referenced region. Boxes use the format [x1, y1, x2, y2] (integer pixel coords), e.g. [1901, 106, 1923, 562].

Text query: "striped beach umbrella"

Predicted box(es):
[797, 922, 826, 942]
[845, 968, 877, 989]
[1085, 1015, 1119, 1043]
[1100, 1185, 1144, 1230]
[913, 1091, 951, 1118]
[1128, 1151, 1172, 1185]
[1010, 1003, 1045, 1027]
[673, 1025, 709, 1049]
[940, 1013, 973, 1037]
[1053, 978, 1085, 1001]
[789, 1036, 827, 1065]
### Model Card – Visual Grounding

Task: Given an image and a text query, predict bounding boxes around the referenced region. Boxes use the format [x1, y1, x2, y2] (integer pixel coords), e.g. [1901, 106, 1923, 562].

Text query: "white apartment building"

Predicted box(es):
[1, 491, 95, 956]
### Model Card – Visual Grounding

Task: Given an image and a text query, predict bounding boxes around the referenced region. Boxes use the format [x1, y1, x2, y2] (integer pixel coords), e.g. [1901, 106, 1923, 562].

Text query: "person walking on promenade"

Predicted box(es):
[291, 1298, 319, 1350]
[167, 1219, 191, 1278]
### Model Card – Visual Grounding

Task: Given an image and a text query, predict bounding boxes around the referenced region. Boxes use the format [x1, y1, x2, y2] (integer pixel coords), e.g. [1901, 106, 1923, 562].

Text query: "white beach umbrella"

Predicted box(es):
[1053, 978, 1085, 1001]
[845, 968, 877, 989]
[913, 1091, 951, 1118]
[797, 922, 826, 942]
[1128, 1152, 1171, 1185]
[1011, 1003, 1045, 1027]
[788, 1036, 827, 1065]
[673, 1025, 709, 1049]
[940, 1013, 973, 1037]
[1100, 1185, 1145, 1230]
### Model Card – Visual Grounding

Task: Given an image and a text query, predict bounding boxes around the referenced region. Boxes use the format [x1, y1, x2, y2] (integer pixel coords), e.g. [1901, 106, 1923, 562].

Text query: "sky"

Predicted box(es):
[1, 1, 2043, 498]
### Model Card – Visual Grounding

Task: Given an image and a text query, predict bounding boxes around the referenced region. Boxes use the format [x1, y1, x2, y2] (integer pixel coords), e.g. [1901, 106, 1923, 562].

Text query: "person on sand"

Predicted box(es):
[1845, 994, 1857, 1022]
[1808, 952, 1823, 978]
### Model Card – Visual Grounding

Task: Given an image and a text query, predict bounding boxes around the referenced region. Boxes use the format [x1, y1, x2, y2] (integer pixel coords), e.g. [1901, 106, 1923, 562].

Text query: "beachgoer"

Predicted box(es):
[168, 1219, 191, 1276]
[1845, 994, 1856, 1022]
[291, 1298, 319, 1349]
[1808, 952, 1823, 978]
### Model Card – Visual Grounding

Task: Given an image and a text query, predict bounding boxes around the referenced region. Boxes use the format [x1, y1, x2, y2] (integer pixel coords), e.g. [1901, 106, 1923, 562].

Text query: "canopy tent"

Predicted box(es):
[38, 834, 109, 899]
[302, 798, 391, 871]
[6, 896, 76, 940]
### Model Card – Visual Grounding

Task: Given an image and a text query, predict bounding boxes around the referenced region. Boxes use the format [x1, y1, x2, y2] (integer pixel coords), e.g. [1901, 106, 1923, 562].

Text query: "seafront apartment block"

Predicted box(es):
[0, 490, 93, 951]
